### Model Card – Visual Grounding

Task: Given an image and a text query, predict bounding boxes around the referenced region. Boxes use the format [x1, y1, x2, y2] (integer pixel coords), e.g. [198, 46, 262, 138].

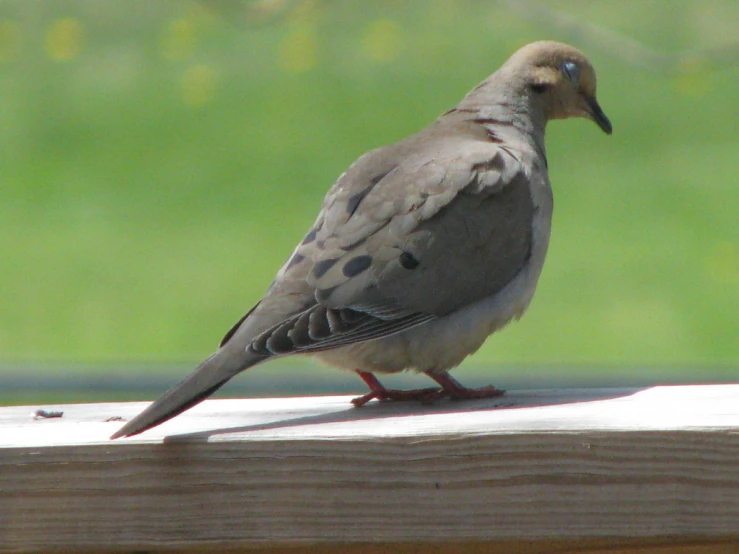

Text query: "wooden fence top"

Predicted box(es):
[2, 384, 739, 553]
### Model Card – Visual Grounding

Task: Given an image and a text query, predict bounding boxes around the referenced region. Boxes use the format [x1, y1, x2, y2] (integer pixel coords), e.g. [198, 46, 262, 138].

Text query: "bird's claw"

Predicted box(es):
[351, 387, 444, 408]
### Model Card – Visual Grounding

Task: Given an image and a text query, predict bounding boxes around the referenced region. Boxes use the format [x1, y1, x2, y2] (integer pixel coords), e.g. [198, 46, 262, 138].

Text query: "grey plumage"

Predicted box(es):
[111, 41, 611, 439]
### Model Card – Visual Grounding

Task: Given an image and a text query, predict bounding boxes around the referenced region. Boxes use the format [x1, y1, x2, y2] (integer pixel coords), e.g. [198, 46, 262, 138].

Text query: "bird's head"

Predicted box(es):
[504, 41, 612, 134]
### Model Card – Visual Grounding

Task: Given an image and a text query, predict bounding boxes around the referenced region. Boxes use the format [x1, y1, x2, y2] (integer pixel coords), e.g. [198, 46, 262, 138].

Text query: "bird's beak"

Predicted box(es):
[584, 95, 612, 135]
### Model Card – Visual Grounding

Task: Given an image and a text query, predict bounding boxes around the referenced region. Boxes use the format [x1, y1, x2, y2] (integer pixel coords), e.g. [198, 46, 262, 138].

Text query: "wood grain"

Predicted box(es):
[2, 385, 739, 553]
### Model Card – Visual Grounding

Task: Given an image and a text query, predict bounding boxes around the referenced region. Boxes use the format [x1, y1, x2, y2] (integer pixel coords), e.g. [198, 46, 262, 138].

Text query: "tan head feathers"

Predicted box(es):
[471, 41, 612, 134]
[511, 41, 611, 133]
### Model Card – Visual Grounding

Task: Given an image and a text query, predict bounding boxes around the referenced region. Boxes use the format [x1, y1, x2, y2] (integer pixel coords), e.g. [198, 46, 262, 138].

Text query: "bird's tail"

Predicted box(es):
[110, 347, 264, 439]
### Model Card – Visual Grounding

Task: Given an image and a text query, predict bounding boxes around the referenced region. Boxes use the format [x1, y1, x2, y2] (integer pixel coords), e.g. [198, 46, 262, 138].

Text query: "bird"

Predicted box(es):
[111, 40, 612, 439]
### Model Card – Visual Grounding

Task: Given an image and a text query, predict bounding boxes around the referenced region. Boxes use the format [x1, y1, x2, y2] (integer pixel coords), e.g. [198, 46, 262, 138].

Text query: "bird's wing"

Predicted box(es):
[234, 130, 535, 356]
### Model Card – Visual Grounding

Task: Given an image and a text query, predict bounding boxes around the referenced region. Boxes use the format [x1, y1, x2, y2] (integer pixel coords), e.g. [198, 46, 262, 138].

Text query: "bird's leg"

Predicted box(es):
[424, 371, 505, 400]
[351, 370, 443, 407]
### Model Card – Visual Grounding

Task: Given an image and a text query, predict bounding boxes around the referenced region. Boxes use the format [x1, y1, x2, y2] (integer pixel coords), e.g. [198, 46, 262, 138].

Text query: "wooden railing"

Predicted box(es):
[2, 385, 739, 553]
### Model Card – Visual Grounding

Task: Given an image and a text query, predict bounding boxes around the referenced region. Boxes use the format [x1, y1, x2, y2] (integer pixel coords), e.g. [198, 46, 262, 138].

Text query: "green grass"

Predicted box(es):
[1, 1, 738, 387]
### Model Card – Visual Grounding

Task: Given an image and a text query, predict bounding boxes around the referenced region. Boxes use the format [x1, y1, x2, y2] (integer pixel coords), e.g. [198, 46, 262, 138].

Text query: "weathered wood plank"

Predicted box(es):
[2, 385, 739, 553]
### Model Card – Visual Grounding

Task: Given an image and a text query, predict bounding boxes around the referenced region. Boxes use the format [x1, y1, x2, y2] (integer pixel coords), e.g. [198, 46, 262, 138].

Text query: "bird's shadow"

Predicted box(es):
[162, 387, 644, 444]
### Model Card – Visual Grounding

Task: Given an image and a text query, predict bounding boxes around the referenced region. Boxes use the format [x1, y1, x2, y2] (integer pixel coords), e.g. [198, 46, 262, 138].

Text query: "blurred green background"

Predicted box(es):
[1, 0, 738, 405]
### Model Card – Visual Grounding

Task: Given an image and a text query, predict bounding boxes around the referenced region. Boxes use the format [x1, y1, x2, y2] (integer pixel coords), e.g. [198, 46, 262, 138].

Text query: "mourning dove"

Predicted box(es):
[112, 40, 611, 439]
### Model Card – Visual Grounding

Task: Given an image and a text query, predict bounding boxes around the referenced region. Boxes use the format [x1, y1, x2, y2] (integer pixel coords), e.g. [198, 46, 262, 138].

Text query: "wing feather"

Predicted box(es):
[225, 123, 532, 358]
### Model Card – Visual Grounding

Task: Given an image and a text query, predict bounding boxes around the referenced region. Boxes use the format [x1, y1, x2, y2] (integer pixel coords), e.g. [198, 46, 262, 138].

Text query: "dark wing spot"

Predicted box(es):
[346, 184, 374, 218]
[285, 252, 305, 271]
[346, 168, 395, 219]
[399, 252, 420, 270]
[302, 227, 318, 245]
[371, 170, 392, 185]
[313, 258, 339, 279]
[342, 255, 372, 277]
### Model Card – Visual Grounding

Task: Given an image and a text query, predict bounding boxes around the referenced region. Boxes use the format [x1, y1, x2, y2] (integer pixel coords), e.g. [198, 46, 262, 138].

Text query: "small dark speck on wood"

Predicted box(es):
[32, 409, 63, 420]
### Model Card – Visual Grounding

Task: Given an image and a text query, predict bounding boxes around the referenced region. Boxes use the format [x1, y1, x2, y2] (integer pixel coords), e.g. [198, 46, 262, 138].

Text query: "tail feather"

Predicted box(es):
[110, 349, 264, 439]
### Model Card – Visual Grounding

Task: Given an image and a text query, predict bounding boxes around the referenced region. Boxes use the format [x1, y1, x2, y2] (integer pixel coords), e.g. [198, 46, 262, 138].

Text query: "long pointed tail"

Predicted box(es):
[111, 348, 264, 439]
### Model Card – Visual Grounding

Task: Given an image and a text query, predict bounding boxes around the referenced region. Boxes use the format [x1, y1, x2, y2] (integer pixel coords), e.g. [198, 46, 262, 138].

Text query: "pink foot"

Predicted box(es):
[351, 370, 443, 407]
[425, 371, 505, 400]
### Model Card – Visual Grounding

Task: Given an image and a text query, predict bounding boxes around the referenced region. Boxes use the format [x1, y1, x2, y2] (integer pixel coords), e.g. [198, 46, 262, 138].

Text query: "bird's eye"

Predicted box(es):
[562, 62, 580, 85]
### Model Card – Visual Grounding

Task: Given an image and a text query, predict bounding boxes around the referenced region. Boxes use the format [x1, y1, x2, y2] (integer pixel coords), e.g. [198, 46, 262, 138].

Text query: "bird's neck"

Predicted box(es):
[455, 81, 549, 163]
